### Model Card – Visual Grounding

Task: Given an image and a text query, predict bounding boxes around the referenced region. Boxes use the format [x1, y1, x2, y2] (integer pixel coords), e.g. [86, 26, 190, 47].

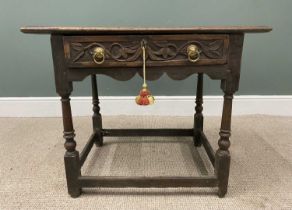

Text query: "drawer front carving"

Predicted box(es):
[63, 34, 229, 68]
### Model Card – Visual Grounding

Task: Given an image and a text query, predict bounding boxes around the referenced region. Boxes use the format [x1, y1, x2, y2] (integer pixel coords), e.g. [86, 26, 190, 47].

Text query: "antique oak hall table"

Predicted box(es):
[21, 26, 272, 198]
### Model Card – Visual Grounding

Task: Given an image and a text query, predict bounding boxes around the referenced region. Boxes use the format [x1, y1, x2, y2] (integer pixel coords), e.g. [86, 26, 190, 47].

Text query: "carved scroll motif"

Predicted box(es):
[70, 39, 225, 63]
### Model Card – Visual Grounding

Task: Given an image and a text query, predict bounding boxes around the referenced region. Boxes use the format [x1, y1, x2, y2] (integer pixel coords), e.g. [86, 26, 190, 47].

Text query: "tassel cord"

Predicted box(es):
[142, 45, 147, 87]
[135, 42, 154, 105]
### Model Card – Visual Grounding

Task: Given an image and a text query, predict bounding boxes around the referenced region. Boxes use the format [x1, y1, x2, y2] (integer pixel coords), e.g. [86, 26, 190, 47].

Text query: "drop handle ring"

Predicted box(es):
[92, 47, 105, 64]
[187, 44, 201, 63]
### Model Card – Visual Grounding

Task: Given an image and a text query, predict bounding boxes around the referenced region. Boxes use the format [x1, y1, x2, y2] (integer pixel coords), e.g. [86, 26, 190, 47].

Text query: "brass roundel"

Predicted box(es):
[92, 47, 105, 64]
[187, 44, 201, 63]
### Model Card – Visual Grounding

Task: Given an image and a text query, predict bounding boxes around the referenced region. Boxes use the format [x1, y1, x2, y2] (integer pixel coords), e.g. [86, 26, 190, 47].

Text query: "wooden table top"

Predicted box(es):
[20, 26, 272, 35]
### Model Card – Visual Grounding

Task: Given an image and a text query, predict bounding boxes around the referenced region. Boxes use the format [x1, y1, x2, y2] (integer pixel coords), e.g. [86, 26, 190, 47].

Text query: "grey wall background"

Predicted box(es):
[0, 0, 291, 97]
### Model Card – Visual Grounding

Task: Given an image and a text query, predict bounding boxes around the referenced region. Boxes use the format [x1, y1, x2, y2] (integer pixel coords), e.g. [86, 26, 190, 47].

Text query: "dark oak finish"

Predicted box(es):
[51, 35, 81, 198]
[79, 176, 218, 188]
[80, 132, 97, 166]
[201, 132, 215, 166]
[22, 26, 271, 198]
[63, 34, 229, 68]
[194, 73, 204, 146]
[21, 26, 272, 34]
[102, 128, 194, 137]
[91, 75, 103, 147]
[215, 93, 233, 197]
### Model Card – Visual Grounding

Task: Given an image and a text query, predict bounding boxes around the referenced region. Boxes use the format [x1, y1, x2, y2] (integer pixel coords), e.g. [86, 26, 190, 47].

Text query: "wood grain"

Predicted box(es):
[64, 34, 229, 68]
[21, 26, 272, 35]
[24, 26, 272, 198]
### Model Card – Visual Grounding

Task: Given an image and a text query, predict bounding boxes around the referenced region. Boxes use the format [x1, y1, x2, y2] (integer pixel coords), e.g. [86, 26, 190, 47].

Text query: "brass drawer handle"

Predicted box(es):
[187, 44, 201, 63]
[92, 47, 105, 64]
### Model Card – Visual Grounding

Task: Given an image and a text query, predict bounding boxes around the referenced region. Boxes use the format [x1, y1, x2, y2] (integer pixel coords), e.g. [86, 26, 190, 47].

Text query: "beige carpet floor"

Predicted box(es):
[0, 115, 291, 209]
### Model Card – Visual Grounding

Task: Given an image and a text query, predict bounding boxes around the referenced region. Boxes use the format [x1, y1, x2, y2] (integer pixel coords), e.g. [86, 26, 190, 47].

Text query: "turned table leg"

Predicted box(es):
[61, 94, 81, 198]
[194, 73, 204, 147]
[215, 92, 234, 197]
[91, 75, 103, 147]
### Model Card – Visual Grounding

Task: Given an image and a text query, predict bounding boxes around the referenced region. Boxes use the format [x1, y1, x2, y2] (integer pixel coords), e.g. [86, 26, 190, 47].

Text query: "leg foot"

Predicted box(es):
[94, 130, 103, 147]
[64, 151, 82, 198]
[215, 150, 230, 198]
[194, 115, 203, 147]
[193, 130, 202, 147]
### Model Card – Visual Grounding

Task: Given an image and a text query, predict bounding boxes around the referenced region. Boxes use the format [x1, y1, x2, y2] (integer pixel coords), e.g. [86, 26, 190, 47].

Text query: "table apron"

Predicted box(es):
[66, 65, 231, 82]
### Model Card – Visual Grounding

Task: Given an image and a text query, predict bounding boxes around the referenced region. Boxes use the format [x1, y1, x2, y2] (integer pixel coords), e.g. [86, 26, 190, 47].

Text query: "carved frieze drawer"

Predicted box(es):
[63, 34, 229, 68]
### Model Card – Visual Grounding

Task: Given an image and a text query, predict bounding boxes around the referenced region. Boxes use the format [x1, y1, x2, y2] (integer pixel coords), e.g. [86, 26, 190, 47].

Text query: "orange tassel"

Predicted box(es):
[135, 84, 155, 105]
[135, 42, 155, 106]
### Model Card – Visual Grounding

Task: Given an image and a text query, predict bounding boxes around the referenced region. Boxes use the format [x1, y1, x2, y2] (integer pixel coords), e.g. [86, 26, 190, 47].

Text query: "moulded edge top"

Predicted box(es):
[20, 26, 272, 35]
